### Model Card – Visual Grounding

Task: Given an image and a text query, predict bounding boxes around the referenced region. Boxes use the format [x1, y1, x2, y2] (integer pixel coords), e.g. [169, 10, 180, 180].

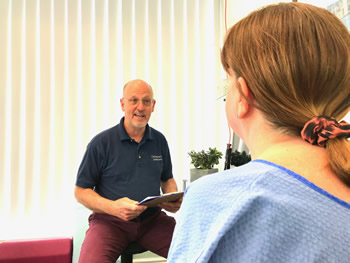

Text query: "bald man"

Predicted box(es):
[75, 79, 181, 263]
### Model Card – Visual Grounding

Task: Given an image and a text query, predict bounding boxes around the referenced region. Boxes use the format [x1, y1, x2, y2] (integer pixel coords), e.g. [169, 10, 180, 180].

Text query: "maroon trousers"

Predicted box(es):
[78, 210, 176, 263]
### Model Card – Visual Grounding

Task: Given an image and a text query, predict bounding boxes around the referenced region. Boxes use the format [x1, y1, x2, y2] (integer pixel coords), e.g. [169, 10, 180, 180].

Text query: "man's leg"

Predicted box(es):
[137, 211, 176, 258]
[78, 213, 135, 263]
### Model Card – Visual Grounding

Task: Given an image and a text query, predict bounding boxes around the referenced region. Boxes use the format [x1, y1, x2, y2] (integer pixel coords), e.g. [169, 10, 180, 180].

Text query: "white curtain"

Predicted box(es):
[0, 0, 229, 239]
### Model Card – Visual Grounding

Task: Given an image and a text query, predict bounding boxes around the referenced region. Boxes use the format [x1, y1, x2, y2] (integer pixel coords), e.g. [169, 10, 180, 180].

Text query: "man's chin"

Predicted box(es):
[132, 121, 147, 129]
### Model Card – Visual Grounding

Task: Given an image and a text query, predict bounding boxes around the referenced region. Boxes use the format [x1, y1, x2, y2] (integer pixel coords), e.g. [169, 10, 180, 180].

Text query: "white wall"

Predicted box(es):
[225, 0, 290, 27]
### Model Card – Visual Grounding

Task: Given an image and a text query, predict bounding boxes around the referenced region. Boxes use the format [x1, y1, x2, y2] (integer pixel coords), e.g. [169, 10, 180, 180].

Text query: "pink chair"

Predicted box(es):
[0, 237, 73, 263]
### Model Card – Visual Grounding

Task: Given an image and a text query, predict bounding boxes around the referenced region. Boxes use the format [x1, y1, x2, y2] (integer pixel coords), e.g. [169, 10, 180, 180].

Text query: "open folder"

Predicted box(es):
[137, 192, 184, 207]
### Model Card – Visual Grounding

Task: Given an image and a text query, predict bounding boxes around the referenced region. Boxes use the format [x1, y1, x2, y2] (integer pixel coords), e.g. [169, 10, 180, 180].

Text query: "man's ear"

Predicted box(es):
[151, 99, 156, 112]
[237, 77, 251, 118]
[120, 98, 125, 112]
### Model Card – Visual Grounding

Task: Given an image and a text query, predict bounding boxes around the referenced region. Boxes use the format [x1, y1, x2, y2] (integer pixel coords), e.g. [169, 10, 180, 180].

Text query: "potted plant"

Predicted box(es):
[230, 150, 251, 167]
[188, 147, 223, 182]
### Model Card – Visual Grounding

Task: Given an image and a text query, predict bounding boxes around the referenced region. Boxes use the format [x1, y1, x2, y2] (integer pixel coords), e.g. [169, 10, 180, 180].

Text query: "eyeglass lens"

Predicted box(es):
[127, 98, 153, 106]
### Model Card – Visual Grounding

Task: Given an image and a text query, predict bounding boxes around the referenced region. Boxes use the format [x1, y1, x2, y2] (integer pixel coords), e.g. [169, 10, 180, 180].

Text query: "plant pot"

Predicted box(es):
[190, 168, 218, 182]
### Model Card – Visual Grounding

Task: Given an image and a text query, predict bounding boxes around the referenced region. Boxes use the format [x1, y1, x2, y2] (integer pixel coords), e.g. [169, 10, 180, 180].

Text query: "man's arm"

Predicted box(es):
[158, 178, 182, 213]
[160, 177, 178, 194]
[74, 186, 147, 221]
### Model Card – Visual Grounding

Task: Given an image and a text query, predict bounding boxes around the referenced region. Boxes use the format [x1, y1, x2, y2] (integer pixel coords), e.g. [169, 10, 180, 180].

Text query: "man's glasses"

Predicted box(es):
[124, 98, 154, 107]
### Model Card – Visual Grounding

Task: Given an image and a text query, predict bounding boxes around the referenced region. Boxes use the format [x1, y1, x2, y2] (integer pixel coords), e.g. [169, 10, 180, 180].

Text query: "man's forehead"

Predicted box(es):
[124, 81, 153, 97]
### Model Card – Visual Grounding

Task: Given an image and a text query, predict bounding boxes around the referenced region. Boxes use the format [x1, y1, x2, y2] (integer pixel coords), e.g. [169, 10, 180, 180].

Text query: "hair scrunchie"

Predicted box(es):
[301, 116, 350, 147]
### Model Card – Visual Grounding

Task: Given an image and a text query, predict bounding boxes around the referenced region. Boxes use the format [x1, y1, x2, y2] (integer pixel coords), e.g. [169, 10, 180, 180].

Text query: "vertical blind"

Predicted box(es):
[0, 0, 228, 239]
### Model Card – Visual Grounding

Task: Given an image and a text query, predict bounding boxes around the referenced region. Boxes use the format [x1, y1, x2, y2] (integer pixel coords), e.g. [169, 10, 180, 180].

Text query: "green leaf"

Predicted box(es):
[188, 147, 223, 169]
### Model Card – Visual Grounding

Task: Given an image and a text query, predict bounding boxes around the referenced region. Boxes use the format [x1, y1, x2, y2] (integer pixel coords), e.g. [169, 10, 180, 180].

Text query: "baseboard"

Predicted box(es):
[134, 257, 167, 263]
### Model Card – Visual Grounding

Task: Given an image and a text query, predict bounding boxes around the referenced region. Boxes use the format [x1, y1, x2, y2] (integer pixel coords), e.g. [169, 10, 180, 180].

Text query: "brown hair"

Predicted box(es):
[221, 3, 350, 185]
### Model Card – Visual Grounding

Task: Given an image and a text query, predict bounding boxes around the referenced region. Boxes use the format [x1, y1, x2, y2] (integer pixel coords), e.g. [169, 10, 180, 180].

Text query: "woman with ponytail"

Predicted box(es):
[168, 3, 350, 263]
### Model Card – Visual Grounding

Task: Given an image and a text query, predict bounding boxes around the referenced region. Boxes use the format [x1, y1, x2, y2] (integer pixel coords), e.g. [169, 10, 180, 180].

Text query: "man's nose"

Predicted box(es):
[136, 100, 145, 110]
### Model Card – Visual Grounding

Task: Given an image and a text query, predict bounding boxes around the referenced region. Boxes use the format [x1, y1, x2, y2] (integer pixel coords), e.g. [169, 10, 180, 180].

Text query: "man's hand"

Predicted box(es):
[74, 186, 147, 221]
[159, 178, 182, 213]
[158, 197, 182, 213]
[110, 197, 147, 221]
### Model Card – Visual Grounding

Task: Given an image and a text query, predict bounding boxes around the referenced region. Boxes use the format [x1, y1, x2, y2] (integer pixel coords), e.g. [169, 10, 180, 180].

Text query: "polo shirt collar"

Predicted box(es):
[118, 117, 153, 141]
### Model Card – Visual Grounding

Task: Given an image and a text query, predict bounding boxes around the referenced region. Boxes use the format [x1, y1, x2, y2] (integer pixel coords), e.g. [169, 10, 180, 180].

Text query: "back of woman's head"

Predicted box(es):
[221, 2, 350, 185]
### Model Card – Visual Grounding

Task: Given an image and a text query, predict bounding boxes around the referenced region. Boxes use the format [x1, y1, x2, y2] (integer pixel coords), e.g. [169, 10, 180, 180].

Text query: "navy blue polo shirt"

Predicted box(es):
[76, 117, 173, 202]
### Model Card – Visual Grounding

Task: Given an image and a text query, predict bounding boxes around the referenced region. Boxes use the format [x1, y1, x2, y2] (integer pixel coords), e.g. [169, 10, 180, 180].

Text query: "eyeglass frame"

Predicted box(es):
[123, 97, 155, 107]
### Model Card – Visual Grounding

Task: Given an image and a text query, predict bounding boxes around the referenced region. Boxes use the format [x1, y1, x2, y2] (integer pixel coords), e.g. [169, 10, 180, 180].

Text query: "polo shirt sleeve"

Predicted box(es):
[75, 139, 105, 189]
[160, 137, 173, 182]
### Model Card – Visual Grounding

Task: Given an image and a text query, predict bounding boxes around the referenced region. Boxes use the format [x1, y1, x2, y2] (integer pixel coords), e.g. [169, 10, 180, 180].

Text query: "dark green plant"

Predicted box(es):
[188, 147, 223, 169]
[230, 150, 251, 166]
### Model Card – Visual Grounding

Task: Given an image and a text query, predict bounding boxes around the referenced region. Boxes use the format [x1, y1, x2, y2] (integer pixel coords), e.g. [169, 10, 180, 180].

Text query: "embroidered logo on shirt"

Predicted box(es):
[151, 155, 163, 161]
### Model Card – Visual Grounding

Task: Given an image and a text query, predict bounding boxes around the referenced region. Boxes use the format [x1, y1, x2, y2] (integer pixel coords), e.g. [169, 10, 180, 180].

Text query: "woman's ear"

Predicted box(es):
[236, 77, 251, 118]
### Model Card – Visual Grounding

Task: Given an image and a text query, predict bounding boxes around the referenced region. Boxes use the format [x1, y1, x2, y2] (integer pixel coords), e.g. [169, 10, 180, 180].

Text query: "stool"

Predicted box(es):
[120, 242, 147, 263]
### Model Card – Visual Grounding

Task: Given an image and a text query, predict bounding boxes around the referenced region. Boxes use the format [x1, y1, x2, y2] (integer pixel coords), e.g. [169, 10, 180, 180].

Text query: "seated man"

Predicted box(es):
[75, 79, 182, 263]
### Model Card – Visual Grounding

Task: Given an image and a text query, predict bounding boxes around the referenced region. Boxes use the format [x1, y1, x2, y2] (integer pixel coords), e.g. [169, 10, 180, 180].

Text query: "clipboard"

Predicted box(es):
[137, 192, 184, 207]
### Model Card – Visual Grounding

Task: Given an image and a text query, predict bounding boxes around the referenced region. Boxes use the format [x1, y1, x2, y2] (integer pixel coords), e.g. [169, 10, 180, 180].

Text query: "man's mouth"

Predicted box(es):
[134, 113, 145, 118]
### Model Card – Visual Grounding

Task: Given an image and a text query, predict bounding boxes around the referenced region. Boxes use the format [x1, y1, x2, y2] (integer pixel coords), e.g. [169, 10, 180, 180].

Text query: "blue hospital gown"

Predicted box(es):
[168, 160, 350, 263]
